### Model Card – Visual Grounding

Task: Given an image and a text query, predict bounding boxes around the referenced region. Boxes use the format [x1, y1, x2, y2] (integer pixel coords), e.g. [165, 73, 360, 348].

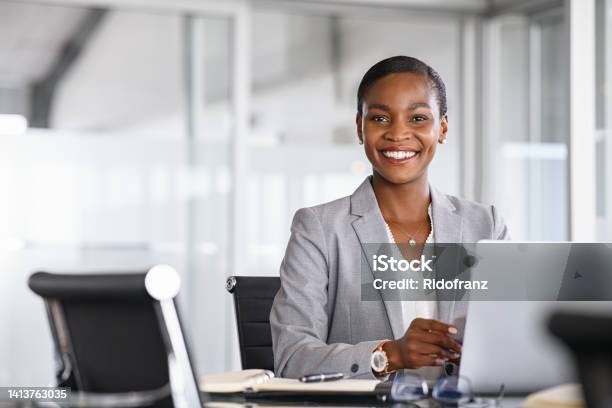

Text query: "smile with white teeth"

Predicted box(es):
[381, 150, 417, 160]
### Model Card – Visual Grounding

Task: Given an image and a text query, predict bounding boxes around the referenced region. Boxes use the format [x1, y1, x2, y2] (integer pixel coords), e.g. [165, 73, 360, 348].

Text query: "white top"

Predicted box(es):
[383, 204, 437, 324]
[383, 204, 441, 381]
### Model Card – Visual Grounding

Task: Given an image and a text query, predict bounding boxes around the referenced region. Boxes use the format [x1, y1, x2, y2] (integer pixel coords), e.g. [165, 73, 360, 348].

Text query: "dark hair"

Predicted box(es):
[357, 56, 447, 118]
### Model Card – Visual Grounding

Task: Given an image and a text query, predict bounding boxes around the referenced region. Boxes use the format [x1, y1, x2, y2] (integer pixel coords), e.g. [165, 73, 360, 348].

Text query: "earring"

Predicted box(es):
[439, 138, 447, 144]
[358, 139, 363, 145]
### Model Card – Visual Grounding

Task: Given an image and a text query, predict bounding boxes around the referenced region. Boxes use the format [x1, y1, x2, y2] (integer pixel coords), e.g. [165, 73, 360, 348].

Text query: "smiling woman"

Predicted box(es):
[269, 56, 510, 383]
[357, 58, 447, 190]
[356, 57, 448, 247]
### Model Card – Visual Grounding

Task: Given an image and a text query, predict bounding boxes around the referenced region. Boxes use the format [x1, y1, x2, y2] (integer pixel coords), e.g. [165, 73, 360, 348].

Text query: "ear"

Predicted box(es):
[438, 114, 449, 143]
[356, 112, 363, 144]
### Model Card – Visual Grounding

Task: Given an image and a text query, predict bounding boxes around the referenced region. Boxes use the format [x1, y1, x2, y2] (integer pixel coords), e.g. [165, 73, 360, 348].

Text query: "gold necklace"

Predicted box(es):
[386, 217, 431, 247]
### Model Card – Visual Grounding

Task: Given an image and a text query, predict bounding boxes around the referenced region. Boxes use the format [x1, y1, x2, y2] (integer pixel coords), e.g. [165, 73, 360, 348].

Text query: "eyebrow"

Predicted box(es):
[368, 102, 431, 111]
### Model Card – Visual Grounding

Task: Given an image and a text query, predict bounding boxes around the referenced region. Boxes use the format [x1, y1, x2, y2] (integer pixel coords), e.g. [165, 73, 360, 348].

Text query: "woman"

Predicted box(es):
[269, 56, 509, 381]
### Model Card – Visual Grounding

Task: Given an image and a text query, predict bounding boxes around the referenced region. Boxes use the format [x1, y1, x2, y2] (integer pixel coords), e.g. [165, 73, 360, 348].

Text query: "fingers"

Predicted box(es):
[411, 317, 458, 335]
[410, 342, 459, 360]
[406, 351, 448, 368]
[400, 318, 463, 369]
[415, 331, 463, 353]
[399, 336, 462, 369]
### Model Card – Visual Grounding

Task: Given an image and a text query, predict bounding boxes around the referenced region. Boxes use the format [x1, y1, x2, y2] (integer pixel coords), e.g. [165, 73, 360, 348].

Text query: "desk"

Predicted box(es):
[205, 393, 527, 407]
[205, 399, 525, 407]
[0, 394, 527, 407]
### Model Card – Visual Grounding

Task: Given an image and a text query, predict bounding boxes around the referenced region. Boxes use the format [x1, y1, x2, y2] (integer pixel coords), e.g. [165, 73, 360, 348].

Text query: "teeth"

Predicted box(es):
[382, 150, 417, 160]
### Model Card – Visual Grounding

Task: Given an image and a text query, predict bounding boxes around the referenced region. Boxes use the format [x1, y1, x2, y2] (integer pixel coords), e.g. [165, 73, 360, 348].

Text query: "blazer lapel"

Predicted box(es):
[430, 185, 462, 244]
[430, 185, 465, 324]
[350, 176, 405, 339]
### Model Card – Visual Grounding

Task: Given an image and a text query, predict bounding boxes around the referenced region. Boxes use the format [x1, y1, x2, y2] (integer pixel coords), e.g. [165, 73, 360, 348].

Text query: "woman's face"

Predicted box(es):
[357, 72, 448, 185]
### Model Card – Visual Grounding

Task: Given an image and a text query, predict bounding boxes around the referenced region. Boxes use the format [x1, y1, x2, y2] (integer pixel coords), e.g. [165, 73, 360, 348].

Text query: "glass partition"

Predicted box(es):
[484, 8, 569, 241]
[596, 0, 612, 240]
[0, 0, 236, 383]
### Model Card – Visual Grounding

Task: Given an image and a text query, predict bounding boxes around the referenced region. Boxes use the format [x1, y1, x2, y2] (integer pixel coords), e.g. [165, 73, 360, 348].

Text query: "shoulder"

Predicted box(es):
[436, 190, 510, 240]
[289, 176, 374, 236]
[447, 194, 493, 218]
[291, 195, 352, 231]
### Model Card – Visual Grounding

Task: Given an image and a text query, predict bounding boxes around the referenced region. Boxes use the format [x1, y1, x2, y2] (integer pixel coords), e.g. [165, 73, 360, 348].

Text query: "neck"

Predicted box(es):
[372, 172, 431, 223]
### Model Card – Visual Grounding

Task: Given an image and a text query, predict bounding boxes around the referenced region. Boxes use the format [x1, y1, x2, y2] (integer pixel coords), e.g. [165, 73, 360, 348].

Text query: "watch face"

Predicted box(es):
[371, 350, 388, 372]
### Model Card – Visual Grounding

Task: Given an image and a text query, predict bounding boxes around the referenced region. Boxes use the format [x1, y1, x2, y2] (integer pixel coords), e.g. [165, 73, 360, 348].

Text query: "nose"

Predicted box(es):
[384, 120, 412, 141]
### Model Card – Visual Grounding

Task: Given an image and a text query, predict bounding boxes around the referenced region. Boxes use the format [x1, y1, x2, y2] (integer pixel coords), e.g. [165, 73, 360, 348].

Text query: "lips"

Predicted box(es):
[379, 147, 420, 164]
[381, 150, 416, 160]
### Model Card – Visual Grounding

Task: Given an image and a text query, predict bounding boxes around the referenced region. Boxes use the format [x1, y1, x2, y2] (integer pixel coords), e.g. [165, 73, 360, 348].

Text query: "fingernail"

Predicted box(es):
[448, 327, 458, 334]
[435, 358, 445, 365]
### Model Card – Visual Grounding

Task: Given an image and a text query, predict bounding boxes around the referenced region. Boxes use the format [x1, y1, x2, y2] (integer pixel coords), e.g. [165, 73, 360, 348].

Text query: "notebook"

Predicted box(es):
[200, 369, 381, 395]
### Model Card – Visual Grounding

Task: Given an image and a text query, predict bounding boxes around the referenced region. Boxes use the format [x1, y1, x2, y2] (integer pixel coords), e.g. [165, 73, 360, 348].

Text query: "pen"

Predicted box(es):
[299, 372, 345, 383]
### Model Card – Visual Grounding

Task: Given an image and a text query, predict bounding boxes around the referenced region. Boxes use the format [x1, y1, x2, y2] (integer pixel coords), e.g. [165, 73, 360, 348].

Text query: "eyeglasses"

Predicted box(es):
[390, 371, 505, 407]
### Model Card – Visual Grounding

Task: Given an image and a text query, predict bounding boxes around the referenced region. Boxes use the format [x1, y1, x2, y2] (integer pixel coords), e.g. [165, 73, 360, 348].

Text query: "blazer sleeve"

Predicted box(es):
[270, 207, 380, 379]
[491, 205, 511, 240]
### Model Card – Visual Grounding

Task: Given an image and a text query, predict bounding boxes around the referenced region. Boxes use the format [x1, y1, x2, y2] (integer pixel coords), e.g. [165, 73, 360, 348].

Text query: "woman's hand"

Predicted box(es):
[384, 318, 462, 370]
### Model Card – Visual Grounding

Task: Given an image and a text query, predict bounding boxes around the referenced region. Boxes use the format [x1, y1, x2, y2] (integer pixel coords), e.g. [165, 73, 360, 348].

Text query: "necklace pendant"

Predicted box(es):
[409, 239, 417, 246]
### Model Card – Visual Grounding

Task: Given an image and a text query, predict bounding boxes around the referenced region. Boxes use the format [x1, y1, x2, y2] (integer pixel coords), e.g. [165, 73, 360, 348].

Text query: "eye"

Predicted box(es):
[371, 115, 389, 123]
[411, 115, 429, 122]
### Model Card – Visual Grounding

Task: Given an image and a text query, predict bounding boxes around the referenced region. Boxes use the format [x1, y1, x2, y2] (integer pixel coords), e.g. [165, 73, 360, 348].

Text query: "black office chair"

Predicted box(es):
[226, 276, 280, 372]
[549, 311, 612, 408]
[29, 266, 202, 407]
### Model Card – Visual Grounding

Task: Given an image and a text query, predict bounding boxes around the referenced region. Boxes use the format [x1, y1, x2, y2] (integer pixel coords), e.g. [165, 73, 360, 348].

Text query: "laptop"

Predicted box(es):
[459, 241, 612, 394]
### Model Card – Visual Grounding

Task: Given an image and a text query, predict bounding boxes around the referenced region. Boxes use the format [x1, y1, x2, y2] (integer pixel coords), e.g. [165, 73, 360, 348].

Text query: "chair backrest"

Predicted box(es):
[29, 267, 202, 407]
[549, 311, 612, 408]
[225, 276, 280, 371]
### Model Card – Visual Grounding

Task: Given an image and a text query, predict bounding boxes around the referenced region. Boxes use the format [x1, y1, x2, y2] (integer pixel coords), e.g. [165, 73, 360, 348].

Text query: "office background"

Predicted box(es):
[0, 0, 609, 386]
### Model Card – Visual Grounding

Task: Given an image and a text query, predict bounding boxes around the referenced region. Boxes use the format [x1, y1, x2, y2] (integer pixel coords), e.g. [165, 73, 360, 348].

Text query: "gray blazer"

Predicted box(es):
[270, 176, 509, 379]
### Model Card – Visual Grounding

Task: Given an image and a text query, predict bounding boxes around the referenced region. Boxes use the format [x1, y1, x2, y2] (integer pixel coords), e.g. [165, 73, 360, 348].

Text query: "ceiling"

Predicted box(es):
[0, 0, 561, 94]
[0, 1, 87, 87]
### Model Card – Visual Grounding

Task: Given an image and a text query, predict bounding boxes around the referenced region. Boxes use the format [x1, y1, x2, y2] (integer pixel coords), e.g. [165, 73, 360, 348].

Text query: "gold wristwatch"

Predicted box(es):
[370, 339, 394, 376]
